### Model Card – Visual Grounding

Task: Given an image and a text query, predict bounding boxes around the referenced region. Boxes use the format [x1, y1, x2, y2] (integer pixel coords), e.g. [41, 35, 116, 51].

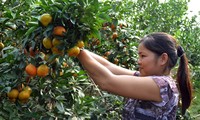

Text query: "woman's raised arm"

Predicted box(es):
[83, 49, 135, 75]
[77, 50, 161, 102]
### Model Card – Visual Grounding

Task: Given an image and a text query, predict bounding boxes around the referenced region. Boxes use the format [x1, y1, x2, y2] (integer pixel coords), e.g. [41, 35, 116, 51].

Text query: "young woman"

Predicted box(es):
[77, 32, 193, 119]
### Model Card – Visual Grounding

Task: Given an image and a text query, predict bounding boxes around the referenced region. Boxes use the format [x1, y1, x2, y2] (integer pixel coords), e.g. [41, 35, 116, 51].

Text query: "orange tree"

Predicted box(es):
[0, 0, 117, 119]
[0, 0, 138, 119]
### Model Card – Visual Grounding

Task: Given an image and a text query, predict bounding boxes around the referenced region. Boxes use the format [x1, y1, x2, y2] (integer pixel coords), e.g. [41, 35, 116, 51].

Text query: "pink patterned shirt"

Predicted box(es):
[122, 72, 179, 120]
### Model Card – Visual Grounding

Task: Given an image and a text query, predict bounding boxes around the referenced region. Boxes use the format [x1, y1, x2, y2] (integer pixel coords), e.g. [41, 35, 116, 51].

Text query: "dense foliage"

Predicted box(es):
[0, 0, 200, 119]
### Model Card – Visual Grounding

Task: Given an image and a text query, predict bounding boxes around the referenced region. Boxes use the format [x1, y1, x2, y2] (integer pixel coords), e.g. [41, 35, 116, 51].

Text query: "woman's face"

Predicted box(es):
[137, 43, 164, 76]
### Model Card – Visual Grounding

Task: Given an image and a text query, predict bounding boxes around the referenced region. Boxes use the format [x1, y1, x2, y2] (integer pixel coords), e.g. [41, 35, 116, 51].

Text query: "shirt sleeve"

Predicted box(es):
[133, 72, 177, 107]
[150, 76, 172, 107]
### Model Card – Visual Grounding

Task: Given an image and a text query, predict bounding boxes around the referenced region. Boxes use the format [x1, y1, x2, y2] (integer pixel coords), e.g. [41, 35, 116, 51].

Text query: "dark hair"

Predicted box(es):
[140, 32, 193, 115]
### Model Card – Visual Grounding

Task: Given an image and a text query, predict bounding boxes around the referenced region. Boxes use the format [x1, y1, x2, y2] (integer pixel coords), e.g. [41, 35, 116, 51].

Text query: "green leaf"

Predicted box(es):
[0, 18, 10, 23]
[98, 13, 111, 22]
[56, 101, 65, 113]
[24, 26, 38, 37]
[90, 29, 101, 39]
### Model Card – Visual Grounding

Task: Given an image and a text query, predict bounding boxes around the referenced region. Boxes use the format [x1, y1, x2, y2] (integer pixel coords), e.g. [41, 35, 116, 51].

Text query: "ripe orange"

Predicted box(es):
[25, 64, 37, 77]
[0, 42, 4, 51]
[42, 37, 52, 49]
[18, 90, 30, 101]
[67, 46, 80, 57]
[52, 38, 62, 47]
[37, 64, 49, 77]
[112, 32, 118, 39]
[53, 26, 66, 36]
[39, 13, 52, 26]
[76, 40, 84, 48]
[7, 89, 19, 99]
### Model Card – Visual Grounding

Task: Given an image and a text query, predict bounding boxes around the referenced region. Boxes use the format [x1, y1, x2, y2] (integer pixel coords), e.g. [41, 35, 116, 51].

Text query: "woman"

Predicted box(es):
[77, 32, 193, 119]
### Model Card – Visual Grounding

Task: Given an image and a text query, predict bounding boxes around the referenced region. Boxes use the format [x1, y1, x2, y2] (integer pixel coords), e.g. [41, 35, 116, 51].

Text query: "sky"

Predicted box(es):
[187, 0, 200, 19]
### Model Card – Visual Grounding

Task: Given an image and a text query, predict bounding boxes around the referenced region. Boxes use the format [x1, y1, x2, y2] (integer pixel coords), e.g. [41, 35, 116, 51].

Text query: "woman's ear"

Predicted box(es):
[160, 53, 169, 65]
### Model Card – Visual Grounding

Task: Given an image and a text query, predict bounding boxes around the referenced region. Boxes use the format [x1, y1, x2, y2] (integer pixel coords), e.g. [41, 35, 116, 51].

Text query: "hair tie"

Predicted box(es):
[177, 46, 185, 58]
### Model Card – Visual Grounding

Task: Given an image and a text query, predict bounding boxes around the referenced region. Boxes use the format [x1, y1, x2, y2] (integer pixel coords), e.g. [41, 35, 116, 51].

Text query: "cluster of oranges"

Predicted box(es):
[7, 86, 32, 103]
[7, 63, 49, 103]
[39, 13, 85, 57]
[25, 63, 49, 77]
[22, 13, 87, 81]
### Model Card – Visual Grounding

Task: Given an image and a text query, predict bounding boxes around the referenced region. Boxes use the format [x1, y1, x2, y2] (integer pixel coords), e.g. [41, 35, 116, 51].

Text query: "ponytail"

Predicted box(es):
[176, 47, 193, 115]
